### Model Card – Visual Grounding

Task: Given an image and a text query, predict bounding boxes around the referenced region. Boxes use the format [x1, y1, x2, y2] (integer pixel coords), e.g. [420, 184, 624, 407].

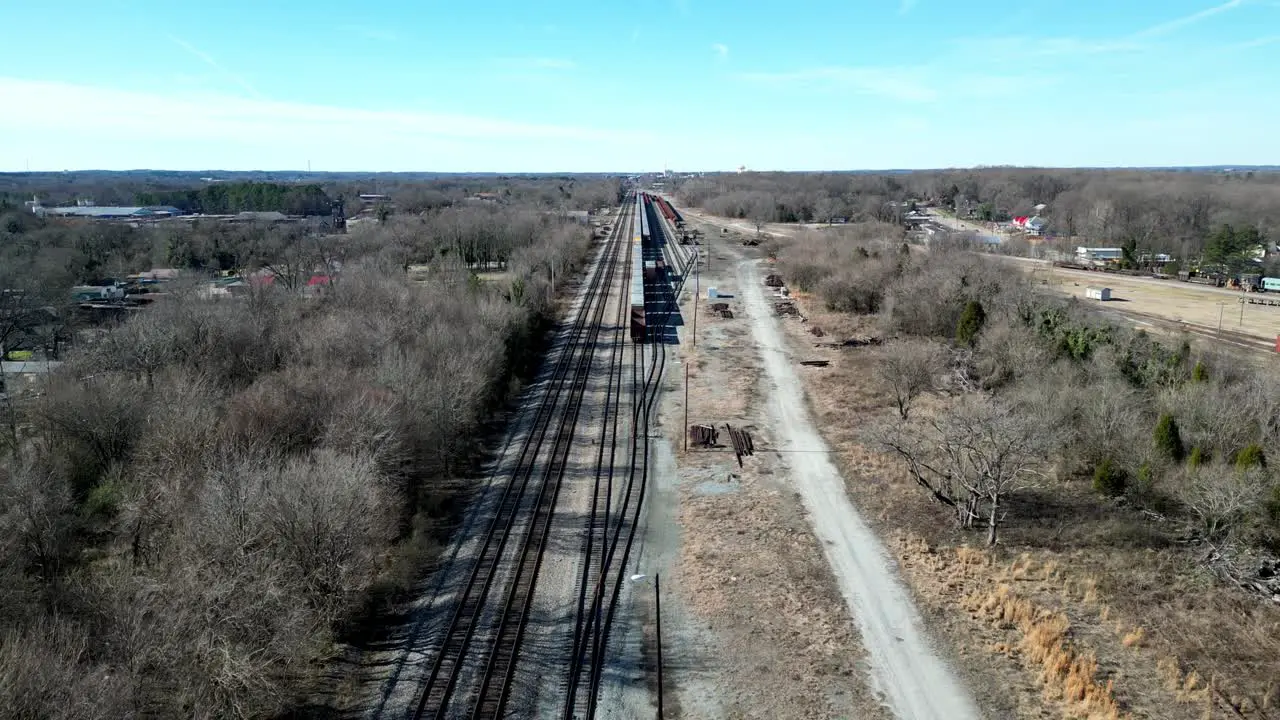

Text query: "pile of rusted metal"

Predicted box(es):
[688, 424, 718, 447]
[815, 336, 883, 349]
[708, 301, 733, 319]
[764, 274, 784, 287]
[774, 301, 799, 317]
[724, 424, 755, 468]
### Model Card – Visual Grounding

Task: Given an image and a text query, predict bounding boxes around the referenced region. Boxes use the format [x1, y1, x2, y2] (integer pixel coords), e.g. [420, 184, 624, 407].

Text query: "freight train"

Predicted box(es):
[628, 192, 687, 342]
[630, 193, 647, 342]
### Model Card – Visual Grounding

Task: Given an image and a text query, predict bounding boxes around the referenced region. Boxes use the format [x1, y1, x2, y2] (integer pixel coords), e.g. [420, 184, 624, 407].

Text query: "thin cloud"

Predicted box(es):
[900, 0, 918, 14]
[712, 43, 729, 59]
[168, 35, 263, 99]
[739, 66, 937, 102]
[953, 35, 1143, 58]
[1130, 0, 1249, 39]
[494, 57, 576, 70]
[0, 77, 642, 145]
[1234, 34, 1280, 48]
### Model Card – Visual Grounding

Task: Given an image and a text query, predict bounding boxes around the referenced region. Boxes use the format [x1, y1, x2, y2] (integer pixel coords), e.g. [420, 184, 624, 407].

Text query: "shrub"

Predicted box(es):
[956, 300, 986, 347]
[1154, 413, 1185, 463]
[1235, 443, 1266, 470]
[1092, 459, 1127, 497]
[1188, 446, 1206, 468]
[1192, 361, 1209, 382]
[1132, 461, 1155, 497]
[1267, 486, 1280, 527]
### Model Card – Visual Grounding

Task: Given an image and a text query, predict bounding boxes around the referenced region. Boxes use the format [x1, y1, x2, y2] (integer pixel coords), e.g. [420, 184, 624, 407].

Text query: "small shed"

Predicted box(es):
[1085, 287, 1112, 301]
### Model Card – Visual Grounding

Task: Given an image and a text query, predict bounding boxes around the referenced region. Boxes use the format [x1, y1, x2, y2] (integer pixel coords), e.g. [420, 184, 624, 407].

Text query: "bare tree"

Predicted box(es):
[1177, 467, 1266, 542]
[748, 194, 775, 236]
[876, 339, 945, 420]
[879, 395, 1054, 545]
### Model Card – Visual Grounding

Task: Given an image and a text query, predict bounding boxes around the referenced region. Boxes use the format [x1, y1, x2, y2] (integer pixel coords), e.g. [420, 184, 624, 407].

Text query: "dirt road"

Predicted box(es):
[737, 259, 982, 720]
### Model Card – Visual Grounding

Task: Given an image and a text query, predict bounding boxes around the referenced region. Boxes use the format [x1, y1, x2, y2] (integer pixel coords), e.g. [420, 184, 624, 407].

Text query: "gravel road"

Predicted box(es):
[738, 259, 983, 720]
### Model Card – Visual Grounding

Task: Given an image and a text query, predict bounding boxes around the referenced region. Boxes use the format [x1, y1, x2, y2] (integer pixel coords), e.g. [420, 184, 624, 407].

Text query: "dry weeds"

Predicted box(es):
[773, 288, 1280, 719]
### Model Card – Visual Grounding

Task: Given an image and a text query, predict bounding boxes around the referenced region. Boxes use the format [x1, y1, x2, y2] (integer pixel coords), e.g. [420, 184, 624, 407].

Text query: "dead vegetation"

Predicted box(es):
[0, 216, 592, 717]
[767, 225, 1280, 719]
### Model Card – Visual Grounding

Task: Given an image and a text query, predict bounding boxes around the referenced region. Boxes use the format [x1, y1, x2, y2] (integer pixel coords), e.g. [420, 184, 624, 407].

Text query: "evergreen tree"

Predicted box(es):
[1154, 413, 1185, 463]
[956, 300, 986, 347]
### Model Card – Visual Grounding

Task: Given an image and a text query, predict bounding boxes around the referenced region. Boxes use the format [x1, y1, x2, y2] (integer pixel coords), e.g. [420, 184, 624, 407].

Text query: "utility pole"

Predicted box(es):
[1218, 303, 1224, 335]
[655, 572, 664, 720]
[683, 364, 689, 453]
[692, 249, 699, 348]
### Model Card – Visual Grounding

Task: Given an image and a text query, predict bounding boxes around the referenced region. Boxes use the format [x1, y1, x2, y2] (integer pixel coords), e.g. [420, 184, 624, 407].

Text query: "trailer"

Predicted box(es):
[1262, 277, 1280, 292]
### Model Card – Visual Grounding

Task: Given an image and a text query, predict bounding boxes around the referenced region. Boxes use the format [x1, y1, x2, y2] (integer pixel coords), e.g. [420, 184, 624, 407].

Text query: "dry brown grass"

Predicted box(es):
[771, 289, 1280, 719]
[961, 563, 1125, 718]
[1120, 627, 1145, 648]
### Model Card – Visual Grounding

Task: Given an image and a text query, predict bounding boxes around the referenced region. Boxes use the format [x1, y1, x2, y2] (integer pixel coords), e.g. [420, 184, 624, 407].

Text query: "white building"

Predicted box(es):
[1076, 247, 1124, 262]
[1025, 216, 1047, 236]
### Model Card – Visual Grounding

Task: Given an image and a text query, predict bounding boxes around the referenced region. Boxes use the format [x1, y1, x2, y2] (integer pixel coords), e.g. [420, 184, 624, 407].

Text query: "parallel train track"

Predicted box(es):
[410, 192, 689, 720]
[564, 194, 692, 719]
[411, 197, 633, 719]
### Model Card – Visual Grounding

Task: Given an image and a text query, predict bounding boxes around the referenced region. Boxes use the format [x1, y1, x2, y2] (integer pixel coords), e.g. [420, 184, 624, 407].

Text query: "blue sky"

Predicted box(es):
[1, 0, 1278, 172]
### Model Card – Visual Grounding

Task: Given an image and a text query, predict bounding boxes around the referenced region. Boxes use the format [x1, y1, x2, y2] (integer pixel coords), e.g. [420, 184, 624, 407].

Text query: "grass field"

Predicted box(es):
[1003, 257, 1280, 355]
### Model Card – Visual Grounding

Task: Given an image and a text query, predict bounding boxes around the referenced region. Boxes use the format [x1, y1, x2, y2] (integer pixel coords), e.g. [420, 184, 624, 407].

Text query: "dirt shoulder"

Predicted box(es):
[647, 223, 892, 719]
[643, 211, 990, 719]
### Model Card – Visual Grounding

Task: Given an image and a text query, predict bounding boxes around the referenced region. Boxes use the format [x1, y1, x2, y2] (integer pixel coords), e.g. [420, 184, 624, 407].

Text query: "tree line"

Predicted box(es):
[774, 226, 1280, 551]
[2, 172, 623, 219]
[677, 169, 1280, 265]
[0, 191, 597, 717]
[135, 182, 334, 215]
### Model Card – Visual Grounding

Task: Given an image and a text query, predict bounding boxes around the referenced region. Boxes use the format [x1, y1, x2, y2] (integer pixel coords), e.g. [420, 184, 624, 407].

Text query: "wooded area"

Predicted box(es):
[1, 172, 622, 218]
[677, 169, 1279, 266]
[0, 184, 597, 717]
[768, 215, 1280, 707]
[775, 227, 1280, 551]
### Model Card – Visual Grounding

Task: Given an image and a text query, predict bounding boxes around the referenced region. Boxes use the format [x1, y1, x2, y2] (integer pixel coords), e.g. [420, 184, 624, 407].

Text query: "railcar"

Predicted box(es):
[630, 195, 647, 342]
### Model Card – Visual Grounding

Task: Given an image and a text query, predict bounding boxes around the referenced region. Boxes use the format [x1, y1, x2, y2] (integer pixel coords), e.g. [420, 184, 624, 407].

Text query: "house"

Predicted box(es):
[72, 284, 126, 302]
[1076, 247, 1125, 263]
[1011, 215, 1047, 235]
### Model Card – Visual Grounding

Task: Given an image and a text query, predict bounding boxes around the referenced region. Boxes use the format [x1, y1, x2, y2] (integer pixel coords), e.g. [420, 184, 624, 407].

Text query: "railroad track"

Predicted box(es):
[411, 196, 633, 719]
[563, 195, 684, 719]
